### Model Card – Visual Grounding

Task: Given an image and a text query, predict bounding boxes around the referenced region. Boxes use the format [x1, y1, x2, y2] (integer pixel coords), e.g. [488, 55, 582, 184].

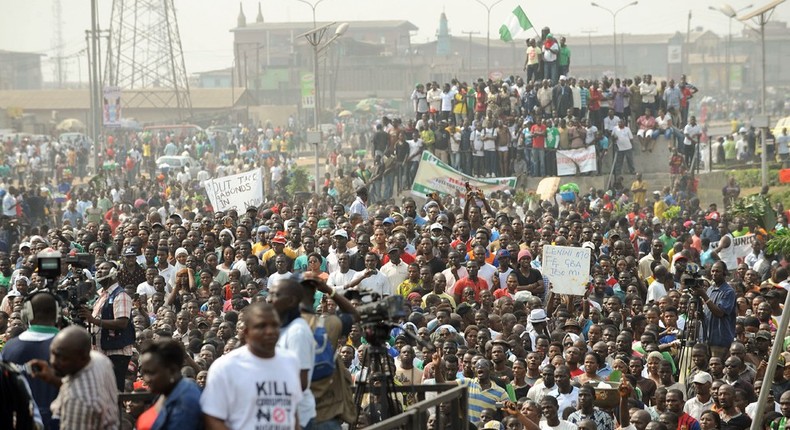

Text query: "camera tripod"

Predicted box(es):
[677, 290, 706, 385]
[353, 321, 433, 426]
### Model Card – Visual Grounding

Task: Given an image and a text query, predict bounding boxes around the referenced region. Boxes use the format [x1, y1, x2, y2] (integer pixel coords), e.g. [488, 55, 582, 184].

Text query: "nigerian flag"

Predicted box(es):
[499, 6, 533, 42]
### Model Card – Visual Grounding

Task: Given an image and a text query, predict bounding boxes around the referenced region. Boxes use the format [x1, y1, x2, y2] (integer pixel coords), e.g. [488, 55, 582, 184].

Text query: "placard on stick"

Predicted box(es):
[542, 245, 591, 296]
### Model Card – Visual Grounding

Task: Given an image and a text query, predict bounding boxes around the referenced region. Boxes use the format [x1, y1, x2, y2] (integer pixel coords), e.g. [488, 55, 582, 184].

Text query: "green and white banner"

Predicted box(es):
[411, 151, 517, 199]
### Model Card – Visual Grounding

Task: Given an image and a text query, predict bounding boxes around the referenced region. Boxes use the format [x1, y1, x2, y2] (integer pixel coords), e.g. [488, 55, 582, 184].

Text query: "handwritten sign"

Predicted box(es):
[542, 245, 591, 296]
[204, 168, 264, 212]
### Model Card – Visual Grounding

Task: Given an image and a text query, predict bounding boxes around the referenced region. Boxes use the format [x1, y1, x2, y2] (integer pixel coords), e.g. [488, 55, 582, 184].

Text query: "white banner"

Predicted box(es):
[204, 168, 264, 212]
[718, 233, 755, 267]
[556, 146, 597, 176]
[542, 245, 591, 296]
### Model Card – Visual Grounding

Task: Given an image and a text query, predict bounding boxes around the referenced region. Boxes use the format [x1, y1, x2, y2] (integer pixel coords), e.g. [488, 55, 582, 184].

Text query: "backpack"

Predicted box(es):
[308, 314, 335, 381]
[0, 361, 37, 430]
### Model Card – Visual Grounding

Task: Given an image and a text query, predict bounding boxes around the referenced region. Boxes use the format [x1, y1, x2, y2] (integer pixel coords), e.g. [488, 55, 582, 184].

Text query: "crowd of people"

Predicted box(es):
[1, 31, 790, 430]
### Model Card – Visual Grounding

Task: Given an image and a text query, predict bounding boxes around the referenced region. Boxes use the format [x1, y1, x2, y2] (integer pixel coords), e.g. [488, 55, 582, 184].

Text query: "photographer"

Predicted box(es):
[692, 261, 736, 359]
[78, 261, 135, 391]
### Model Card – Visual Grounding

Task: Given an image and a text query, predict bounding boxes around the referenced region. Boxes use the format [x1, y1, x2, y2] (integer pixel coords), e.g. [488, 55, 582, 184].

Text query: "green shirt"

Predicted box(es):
[545, 127, 560, 149]
[723, 139, 736, 159]
[659, 233, 676, 254]
[559, 45, 571, 66]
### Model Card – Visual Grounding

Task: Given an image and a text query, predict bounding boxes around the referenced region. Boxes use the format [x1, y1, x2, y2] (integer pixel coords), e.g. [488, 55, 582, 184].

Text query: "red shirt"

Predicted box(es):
[493, 288, 515, 299]
[381, 252, 415, 265]
[531, 124, 547, 149]
[452, 277, 489, 301]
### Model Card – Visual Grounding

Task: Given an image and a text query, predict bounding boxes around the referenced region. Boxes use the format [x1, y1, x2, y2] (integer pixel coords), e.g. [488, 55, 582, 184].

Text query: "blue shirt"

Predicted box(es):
[703, 281, 736, 347]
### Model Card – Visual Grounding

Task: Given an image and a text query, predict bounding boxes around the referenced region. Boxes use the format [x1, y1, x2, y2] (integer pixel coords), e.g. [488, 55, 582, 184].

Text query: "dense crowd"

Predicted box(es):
[1, 36, 790, 430]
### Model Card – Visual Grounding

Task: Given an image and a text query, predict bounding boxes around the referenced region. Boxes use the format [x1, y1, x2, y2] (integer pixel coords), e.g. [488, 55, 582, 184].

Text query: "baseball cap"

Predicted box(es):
[497, 249, 510, 259]
[122, 246, 137, 257]
[756, 330, 772, 341]
[692, 371, 712, 384]
[430, 222, 443, 231]
[483, 421, 502, 430]
[383, 217, 395, 225]
[18, 242, 30, 251]
[271, 234, 287, 245]
[333, 229, 348, 238]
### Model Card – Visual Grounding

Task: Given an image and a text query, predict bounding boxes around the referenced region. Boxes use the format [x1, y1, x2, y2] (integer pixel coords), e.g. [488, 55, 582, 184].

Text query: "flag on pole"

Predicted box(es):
[499, 6, 533, 42]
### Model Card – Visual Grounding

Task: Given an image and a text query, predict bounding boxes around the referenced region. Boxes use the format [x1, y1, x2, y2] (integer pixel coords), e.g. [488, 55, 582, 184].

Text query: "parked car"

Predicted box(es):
[156, 155, 201, 178]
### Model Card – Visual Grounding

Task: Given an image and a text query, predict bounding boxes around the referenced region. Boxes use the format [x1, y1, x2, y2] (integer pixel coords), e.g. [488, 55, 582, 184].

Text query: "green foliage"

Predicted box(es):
[662, 205, 681, 221]
[731, 169, 779, 188]
[514, 189, 538, 207]
[770, 188, 790, 212]
[767, 228, 790, 256]
[729, 194, 776, 231]
[285, 166, 310, 197]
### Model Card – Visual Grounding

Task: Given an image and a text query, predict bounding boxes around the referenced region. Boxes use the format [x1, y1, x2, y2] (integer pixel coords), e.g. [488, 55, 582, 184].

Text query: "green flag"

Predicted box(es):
[499, 6, 533, 42]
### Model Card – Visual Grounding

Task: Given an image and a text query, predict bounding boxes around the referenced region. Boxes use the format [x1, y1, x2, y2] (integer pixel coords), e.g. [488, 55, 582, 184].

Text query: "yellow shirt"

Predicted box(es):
[261, 247, 298, 264]
[631, 180, 647, 207]
[654, 200, 668, 219]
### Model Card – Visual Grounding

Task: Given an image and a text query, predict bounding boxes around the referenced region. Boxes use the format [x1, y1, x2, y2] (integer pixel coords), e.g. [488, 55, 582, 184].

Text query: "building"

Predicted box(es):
[0, 50, 44, 90]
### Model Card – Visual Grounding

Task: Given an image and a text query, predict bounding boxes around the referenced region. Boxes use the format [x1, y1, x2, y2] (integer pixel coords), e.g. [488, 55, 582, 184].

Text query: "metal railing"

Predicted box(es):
[364, 384, 468, 430]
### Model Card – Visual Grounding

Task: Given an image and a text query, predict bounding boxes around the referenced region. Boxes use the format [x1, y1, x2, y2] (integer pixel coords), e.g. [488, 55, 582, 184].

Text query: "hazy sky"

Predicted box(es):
[1, 0, 787, 82]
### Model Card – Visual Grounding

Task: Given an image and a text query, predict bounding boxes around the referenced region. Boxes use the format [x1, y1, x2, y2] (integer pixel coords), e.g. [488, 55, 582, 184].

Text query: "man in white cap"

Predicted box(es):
[526, 308, 549, 352]
[683, 371, 714, 420]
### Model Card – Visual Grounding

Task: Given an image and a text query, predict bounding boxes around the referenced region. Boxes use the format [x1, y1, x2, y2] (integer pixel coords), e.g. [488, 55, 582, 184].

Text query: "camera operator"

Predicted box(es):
[77, 261, 134, 391]
[692, 261, 736, 359]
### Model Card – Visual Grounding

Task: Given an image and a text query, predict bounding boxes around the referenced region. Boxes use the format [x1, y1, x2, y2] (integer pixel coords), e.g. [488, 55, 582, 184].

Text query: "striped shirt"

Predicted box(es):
[457, 376, 509, 425]
[91, 283, 134, 356]
[51, 351, 119, 430]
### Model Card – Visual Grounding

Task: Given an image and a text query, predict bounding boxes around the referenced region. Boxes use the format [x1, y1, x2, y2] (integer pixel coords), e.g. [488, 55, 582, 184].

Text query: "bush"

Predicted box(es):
[732, 169, 779, 188]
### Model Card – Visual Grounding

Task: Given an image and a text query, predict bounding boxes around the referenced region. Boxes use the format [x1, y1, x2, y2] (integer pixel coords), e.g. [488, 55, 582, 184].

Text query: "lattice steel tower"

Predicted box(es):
[105, 0, 192, 118]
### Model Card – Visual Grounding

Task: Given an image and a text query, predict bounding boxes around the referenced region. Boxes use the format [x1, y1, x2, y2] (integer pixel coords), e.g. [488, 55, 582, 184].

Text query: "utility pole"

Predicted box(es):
[461, 31, 481, 74]
[581, 29, 597, 78]
[685, 10, 692, 73]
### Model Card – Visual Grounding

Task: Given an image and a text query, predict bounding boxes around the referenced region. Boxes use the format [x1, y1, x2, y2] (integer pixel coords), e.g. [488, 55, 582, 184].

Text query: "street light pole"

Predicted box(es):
[300, 22, 349, 194]
[739, 1, 784, 190]
[473, 0, 505, 77]
[709, 4, 753, 100]
[591, 1, 638, 77]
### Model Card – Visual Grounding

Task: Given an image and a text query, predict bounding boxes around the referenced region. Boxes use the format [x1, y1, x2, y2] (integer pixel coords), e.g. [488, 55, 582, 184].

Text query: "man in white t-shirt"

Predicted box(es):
[777, 127, 789, 164]
[201, 302, 303, 430]
[611, 120, 636, 175]
[347, 252, 393, 297]
[539, 395, 578, 430]
[268, 279, 316, 428]
[682, 116, 702, 168]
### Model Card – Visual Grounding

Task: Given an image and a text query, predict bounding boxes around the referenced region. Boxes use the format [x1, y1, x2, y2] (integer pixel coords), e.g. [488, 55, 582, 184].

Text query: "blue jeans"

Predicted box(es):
[485, 150, 497, 175]
[450, 151, 461, 170]
[383, 170, 395, 200]
[544, 61, 558, 84]
[531, 148, 545, 177]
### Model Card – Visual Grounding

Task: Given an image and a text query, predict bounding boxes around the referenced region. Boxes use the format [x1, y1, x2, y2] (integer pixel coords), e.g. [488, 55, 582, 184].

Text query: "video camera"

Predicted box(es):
[36, 250, 95, 327]
[680, 263, 705, 293]
[353, 294, 408, 347]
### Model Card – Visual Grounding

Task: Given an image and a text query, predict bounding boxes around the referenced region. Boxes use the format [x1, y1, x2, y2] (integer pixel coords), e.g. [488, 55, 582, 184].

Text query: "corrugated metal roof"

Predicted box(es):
[232, 20, 418, 32]
[0, 88, 251, 110]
